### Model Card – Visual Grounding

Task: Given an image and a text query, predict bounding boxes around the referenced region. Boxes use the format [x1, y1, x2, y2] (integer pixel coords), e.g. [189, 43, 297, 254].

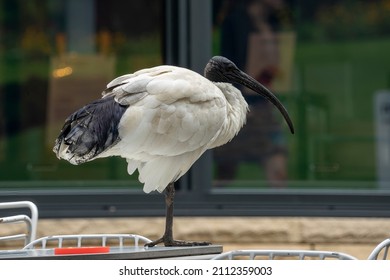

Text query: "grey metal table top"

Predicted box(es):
[0, 244, 223, 260]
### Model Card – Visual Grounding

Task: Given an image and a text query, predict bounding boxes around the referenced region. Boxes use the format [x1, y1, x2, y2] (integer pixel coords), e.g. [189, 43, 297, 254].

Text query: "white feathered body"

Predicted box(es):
[55, 65, 248, 193]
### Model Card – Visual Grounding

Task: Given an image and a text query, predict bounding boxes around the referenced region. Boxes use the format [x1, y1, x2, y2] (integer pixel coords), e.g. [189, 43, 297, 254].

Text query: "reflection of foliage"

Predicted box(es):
[21, 26, 160, 59]
[21, 27, 52, 55]
[114, 33, 162, 74]
[301, 0, 390, 41]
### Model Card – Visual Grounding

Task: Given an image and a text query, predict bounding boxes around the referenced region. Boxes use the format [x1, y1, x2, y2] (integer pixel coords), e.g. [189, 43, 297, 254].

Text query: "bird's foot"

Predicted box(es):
[145, 236, 211, 247]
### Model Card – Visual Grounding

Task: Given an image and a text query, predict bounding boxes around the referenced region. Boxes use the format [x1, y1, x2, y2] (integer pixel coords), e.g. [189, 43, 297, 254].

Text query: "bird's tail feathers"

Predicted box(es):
[126, 159, 139, 175]
[136, 151, 203, 193]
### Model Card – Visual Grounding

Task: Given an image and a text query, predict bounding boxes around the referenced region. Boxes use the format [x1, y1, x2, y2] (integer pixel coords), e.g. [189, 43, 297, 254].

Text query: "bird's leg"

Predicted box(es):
[145, 183, 211, 247]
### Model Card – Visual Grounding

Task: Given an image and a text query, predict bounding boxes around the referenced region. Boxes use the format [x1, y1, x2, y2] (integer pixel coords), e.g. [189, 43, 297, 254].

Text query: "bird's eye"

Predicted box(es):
[226, 64, 236, 73]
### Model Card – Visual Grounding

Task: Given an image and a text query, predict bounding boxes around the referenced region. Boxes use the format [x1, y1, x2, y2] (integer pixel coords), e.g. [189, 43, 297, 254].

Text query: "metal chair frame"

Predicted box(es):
[0, 201, 38, 246]
[368, 238, 390, 260]
[212, 249, 358, 260]
[23, 233, 152, 249]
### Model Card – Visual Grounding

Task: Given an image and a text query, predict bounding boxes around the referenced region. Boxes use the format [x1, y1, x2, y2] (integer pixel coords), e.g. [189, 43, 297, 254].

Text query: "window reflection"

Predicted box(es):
[0, 0, 163, 184]
[212, 0, 390, 190]
[1, 0, 390, 193]
[213, 0, 294, 188]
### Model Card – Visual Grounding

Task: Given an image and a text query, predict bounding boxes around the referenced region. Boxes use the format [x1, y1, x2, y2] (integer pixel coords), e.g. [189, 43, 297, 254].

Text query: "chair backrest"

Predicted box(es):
[23, 233, 152, 249]
[368, 239, 390, 260]
[0, 201, 38, 246]
[212, 249, 357, 260]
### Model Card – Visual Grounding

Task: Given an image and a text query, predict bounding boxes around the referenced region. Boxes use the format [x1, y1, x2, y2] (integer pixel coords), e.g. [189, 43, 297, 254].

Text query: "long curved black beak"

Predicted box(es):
[233, 70, 295, 134]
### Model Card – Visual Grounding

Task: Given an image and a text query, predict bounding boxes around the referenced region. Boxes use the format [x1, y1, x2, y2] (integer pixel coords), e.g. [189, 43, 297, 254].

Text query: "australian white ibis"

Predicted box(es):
[53, 56, 294, 247]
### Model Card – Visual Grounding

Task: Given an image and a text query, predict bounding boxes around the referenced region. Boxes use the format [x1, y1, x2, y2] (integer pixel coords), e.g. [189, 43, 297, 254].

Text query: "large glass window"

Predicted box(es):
[212, 0, 390, 191]
[0, 0, 163, 189]
[1, 0, 390, 217]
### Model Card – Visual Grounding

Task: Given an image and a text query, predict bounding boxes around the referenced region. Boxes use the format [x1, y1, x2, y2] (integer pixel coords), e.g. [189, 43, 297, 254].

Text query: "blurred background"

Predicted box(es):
[1, 0, 390, 218]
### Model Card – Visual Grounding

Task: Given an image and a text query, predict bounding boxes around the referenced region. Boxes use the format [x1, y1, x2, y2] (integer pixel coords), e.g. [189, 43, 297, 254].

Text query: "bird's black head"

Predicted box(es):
[204, 56, 241, 83]
[204, 56, 295, 134]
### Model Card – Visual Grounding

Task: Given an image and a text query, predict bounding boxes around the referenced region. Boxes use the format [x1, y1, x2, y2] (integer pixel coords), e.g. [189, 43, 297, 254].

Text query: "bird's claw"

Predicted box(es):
[145, 236, 211, 247]
[144, 237, 164, 248]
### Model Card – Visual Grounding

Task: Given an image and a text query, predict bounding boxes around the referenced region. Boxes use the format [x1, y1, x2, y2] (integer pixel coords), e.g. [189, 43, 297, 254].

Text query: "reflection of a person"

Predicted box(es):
[215, 0, 291, 188]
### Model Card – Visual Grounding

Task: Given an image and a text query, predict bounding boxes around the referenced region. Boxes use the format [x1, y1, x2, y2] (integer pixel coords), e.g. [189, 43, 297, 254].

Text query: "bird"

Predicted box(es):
[53, 56, 294, 247]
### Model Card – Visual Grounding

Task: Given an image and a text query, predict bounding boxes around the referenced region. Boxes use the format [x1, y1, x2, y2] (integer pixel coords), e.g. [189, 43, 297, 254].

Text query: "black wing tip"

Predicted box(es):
[52, 96, 126, 165]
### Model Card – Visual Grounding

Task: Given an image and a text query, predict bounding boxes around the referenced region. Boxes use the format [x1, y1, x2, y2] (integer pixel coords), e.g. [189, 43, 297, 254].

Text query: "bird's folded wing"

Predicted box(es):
[102, 66, 227, 159]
